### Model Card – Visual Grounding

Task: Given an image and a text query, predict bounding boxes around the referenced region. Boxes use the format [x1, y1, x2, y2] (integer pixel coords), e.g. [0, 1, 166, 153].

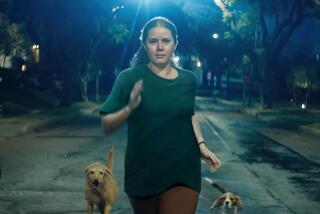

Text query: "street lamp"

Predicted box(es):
[197, 60, 202, 68]
[21, 64, 27, 72]
[32, 44, 40, 64]
[111, 5, 125, 19]
[212, 33, 219, 39]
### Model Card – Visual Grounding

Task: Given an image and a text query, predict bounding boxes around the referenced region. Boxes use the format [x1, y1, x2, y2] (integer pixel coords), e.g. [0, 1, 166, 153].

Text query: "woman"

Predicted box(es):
[100, 16, 221, 214]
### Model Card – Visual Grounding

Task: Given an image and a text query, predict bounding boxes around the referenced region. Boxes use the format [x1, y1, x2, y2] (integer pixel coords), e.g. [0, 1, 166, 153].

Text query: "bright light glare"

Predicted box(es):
[212, 33, 219, 39]
[197, 61, 201, 67]
[301, 104, 306, 109]
[32, 44, 39, 50]
[21, 64, 27, 72]
[173, 56, 180, 64]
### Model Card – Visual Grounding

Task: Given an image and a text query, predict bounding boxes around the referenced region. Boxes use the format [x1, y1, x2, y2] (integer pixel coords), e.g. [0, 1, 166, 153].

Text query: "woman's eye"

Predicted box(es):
[149, 40, 157, 44]
[163, 40, 170, 43]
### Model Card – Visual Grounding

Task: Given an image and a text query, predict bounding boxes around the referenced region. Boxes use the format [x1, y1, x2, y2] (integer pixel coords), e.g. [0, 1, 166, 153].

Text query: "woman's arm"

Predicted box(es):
[191, 113, 221, 172]
[101, 79, 143, 134]
[101, 105, 131, 134]
[191, 113, 205, 144]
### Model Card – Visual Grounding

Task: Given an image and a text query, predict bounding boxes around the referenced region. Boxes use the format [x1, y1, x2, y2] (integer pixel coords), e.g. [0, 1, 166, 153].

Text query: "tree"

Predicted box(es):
[24, 0, 129, 105]
[0, 12, 31, 68]
[213, 0, 320, 108]
[287, 59, 320, 107]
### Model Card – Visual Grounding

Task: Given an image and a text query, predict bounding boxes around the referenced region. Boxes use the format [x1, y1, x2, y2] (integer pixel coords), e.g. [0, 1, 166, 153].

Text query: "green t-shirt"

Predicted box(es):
[100, 64, 201, 197]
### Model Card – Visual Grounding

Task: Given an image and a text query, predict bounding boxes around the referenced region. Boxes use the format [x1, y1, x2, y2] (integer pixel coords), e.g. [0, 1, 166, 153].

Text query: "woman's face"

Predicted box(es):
[143, 25, 176, 67]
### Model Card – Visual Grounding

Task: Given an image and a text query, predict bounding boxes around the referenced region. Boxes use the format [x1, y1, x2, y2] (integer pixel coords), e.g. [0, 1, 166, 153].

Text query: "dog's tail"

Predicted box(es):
[204, 177, 226, 193]
[106, 146, 114, 172]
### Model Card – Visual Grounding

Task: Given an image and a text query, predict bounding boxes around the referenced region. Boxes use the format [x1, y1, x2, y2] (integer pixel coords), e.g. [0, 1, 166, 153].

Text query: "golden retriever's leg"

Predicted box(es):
[87, 202, 94, 214]
[103, 205, 112, 214]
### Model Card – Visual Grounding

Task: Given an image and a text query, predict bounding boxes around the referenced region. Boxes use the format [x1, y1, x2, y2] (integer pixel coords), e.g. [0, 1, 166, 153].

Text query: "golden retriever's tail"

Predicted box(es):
[106, 145, 114, 172]
[204, 177, 226, 193]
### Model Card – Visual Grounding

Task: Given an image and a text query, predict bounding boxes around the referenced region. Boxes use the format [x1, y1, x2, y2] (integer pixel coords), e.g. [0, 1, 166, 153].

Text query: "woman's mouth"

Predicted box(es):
[155, 54, 166, 58]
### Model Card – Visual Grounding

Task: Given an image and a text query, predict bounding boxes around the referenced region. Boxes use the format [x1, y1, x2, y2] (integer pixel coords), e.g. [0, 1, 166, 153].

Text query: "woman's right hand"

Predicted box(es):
[127, 79, 143, 112]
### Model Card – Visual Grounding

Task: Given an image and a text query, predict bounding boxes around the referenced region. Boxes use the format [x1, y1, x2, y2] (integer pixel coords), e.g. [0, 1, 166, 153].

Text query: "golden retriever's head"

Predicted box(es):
[85, 162, 112, 189]
[211, 192, 241, 209]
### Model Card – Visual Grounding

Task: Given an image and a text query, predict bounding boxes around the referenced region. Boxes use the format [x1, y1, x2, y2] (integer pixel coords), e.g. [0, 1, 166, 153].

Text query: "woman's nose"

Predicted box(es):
[157, 41, 163, 50]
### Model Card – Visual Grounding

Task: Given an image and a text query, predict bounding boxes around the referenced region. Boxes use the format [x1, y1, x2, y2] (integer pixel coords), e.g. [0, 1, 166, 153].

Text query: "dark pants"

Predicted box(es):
[128, 184, 199, 214]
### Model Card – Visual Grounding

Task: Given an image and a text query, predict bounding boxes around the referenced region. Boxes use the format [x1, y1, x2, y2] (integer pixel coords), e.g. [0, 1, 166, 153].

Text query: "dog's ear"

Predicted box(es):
[85, 166, 90, 175]
[211, 196, 224, 209]
[234, 196, 242, 208]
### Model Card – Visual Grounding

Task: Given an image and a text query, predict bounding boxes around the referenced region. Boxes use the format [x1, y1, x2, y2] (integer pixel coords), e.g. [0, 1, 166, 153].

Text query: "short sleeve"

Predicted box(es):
[99, 73, 127, 115]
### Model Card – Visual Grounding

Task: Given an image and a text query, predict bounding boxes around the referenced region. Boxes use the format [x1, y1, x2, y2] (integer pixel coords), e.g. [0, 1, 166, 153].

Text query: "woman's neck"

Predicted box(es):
[148, 63, 173, 75]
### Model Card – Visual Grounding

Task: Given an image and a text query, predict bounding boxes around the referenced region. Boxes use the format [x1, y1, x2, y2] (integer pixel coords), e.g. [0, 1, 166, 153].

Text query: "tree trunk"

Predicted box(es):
[95, 74, 100, 102]
[242, 79, 246, 105]
[60, 81, 74, 107]
[305, 87, 310, 107]
[226, 70, 230, 100]
[80, 76, 89, 103]
[260, 53, 277, 109]
[248, 78, 252, 107]
[2, 55, 7, 68]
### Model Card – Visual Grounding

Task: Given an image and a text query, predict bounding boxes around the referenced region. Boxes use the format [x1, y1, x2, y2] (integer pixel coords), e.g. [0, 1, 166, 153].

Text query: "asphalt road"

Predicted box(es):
[0, 98, 319, 213]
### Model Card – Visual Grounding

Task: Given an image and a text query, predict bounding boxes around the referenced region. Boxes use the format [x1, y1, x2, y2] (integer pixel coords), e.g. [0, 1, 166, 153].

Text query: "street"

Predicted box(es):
[1, 98, 320, 214]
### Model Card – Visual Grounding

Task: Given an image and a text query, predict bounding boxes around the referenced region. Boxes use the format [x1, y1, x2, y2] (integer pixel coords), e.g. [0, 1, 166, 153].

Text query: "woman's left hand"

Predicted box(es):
[199, 143, 221, 172]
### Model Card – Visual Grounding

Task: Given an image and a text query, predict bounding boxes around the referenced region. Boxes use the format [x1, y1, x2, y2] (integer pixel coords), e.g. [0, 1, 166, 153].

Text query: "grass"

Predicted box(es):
[276, 116, 319, 126]
[37, 101, 100, 116]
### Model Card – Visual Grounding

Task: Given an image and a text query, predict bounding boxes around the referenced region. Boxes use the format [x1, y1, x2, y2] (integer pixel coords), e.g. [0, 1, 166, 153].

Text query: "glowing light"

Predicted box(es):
[32, 44, 39, 50]
[301, 104, 306, 109]
[32, 44, 40, 63]
[212, 33, 219, 39]
[112, 5, 125, 12]
[173, 56, 180, 64]
[197, 61, 202, 68]
[21, 64, 27, 72]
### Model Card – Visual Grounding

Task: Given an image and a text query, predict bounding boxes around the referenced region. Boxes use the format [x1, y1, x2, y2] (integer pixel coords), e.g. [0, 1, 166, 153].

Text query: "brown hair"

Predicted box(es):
[130, 16, 178, 67]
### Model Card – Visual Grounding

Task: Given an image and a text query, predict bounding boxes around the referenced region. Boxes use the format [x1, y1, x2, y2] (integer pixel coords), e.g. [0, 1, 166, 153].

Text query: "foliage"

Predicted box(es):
[0, 12, 31, 60]
[216, 0, 320, 108]
[288, 64, 320, 91]
[107, 22, 129, 45]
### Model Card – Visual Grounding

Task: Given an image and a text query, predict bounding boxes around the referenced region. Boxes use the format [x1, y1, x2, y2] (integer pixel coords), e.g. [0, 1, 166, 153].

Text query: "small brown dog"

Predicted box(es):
[204, 177, 241, 214]
[85, 146, 118, 214]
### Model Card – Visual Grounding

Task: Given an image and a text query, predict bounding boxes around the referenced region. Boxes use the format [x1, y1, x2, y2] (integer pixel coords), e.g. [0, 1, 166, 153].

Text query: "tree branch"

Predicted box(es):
[259, 2, 269, 44]
[271, 0, 298, 46]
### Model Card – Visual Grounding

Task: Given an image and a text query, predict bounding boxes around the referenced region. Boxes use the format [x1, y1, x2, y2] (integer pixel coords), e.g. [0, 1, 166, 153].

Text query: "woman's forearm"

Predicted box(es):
[101, 105, 131, 134]
[191, 113, 205, 144]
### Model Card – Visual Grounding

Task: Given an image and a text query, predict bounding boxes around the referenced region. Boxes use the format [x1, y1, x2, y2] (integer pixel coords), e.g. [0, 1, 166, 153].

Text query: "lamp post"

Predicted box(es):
[32, 44, 40, 64]
[212, 33, 219, 39]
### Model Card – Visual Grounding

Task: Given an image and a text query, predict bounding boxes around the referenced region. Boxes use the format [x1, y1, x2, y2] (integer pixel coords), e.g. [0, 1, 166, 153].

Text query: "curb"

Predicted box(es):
[256, 130, 320, 166]
[299, 125, 320, 138]
[18, 107, 99, 136]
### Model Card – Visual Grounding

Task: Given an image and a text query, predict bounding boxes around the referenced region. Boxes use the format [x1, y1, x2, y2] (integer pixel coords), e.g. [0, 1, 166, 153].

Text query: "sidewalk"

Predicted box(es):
[204, 96, 320, 166]
[0, 104, 100, 139]
[256, 127, 320, 165]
